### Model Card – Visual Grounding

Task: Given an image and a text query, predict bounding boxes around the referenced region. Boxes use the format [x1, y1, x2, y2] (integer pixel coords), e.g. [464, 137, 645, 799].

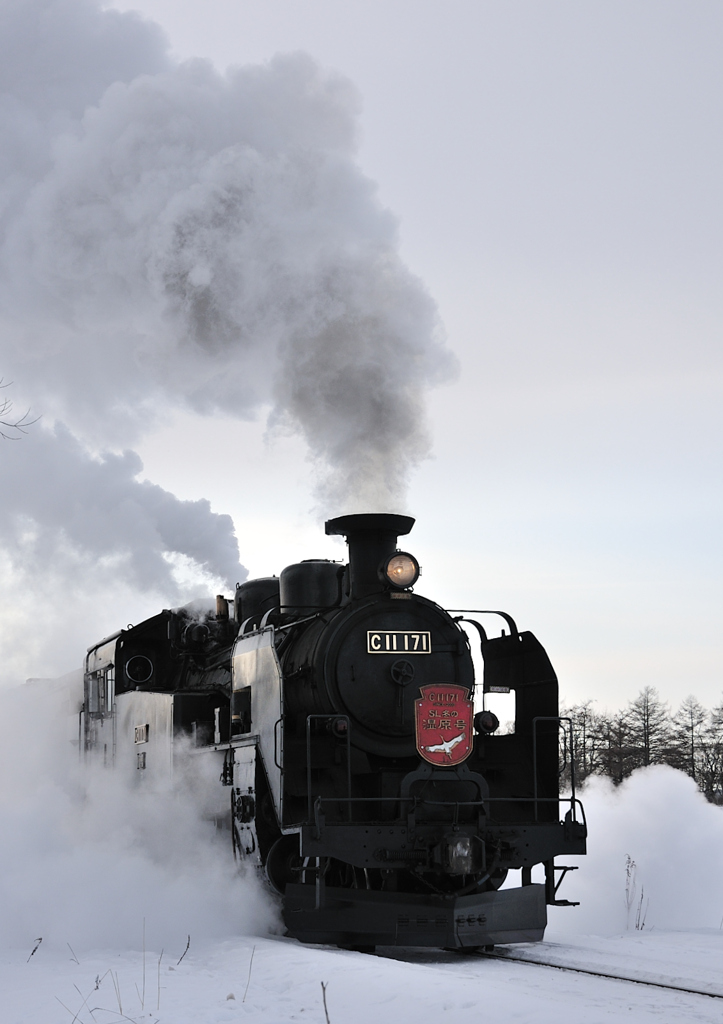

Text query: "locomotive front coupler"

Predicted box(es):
[301, 796, 501, 879]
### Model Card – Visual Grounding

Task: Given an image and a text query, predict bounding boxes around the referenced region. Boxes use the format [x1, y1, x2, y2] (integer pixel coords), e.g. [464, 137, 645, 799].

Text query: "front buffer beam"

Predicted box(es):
[283, 882, 546, 948]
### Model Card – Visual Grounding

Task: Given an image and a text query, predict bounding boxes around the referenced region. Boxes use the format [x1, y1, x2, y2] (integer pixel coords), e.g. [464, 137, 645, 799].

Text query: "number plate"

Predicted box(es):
[415, 684, 473, 765]
[367, 630, 431, 654]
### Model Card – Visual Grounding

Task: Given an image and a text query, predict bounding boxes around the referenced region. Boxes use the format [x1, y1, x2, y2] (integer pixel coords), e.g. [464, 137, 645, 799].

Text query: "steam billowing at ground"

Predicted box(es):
[2, 675, 722, 955]
[547, 766, 723, 935]
[0, 676, 276, 951]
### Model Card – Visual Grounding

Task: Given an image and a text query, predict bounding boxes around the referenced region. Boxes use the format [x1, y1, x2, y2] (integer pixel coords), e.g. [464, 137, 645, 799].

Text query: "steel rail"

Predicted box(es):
[475, 949, 723, 1000]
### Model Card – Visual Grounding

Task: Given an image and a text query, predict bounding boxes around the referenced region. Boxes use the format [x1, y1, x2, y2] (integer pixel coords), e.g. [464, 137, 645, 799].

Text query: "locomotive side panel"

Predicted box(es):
[232, 630, 284, 825]
[115, 691, 174, 781]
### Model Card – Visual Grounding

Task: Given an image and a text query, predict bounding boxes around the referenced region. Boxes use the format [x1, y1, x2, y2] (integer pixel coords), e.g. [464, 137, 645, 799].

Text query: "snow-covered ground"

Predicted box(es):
[2, 680, 723, 1023]
[4, 930, 723, 1024]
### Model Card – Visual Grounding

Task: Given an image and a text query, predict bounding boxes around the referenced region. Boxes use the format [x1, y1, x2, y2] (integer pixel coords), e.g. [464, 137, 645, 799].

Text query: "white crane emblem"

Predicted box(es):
[415, 684, 473, 765]
[423, 732, 466, 758]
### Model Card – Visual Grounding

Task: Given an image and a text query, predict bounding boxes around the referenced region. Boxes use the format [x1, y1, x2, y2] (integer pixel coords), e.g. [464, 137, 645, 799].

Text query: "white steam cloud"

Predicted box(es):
[0, 0, 452, 681]
[2, 423, 243, 591]
[0, 676, 276, 952]
[548, 766, 723, 936]
[1, 0, 452, 506]
[0, 420, 245, 683]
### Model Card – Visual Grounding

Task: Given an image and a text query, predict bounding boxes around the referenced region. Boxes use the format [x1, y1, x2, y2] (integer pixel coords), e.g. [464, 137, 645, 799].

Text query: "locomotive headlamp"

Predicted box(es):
[382, 552, 420, 589]
[445, 835, 480, 875]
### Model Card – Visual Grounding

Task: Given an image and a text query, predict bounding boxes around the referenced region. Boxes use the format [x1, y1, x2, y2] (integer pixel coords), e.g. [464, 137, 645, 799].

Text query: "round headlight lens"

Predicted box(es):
[383, 552, 420, 589]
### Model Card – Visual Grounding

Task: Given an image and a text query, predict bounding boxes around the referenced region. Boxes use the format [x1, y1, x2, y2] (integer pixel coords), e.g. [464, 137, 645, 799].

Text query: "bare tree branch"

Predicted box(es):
[0, 379, 39, 439]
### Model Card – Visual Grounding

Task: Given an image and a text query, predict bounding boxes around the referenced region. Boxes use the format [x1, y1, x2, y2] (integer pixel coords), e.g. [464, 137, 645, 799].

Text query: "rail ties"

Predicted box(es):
[476, 949, 723, 1001]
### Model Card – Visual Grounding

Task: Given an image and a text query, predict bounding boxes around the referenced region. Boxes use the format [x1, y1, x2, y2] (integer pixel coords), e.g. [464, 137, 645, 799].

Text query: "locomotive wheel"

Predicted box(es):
[265, 834, 304, 894]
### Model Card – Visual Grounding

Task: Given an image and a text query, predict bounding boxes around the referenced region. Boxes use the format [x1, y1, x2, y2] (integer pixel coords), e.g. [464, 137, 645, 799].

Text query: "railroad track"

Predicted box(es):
[475, 947, 723, 1001]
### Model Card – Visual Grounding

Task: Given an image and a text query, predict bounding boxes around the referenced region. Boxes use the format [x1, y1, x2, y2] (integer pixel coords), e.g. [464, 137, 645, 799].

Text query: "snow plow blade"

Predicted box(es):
[283, 882, 547, 948]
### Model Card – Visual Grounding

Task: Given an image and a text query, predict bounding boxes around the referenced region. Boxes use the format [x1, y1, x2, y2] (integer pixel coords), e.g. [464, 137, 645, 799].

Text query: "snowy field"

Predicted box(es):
[4, 931, 723, 1024]
[2, 679, 723, 1023]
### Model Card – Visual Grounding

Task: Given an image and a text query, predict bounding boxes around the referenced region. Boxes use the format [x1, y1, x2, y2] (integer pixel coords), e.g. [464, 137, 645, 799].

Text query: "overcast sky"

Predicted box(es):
[1, 1, 721, 711]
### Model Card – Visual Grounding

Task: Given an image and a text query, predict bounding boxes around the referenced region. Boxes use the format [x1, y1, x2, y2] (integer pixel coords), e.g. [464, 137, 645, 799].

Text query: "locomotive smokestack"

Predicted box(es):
[325, 513, 415, 599]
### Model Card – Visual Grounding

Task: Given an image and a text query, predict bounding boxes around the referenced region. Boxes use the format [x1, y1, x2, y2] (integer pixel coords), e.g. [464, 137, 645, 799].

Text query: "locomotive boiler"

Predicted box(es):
[82, 513, 586, 949]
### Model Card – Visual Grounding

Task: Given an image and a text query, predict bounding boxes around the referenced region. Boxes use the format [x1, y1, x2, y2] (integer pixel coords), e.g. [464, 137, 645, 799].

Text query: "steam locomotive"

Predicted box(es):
[83, 513, 586, 949]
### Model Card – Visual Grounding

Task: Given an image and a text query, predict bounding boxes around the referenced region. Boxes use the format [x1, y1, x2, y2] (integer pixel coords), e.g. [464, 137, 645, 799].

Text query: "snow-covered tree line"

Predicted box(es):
[561, 687, 723, 802]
